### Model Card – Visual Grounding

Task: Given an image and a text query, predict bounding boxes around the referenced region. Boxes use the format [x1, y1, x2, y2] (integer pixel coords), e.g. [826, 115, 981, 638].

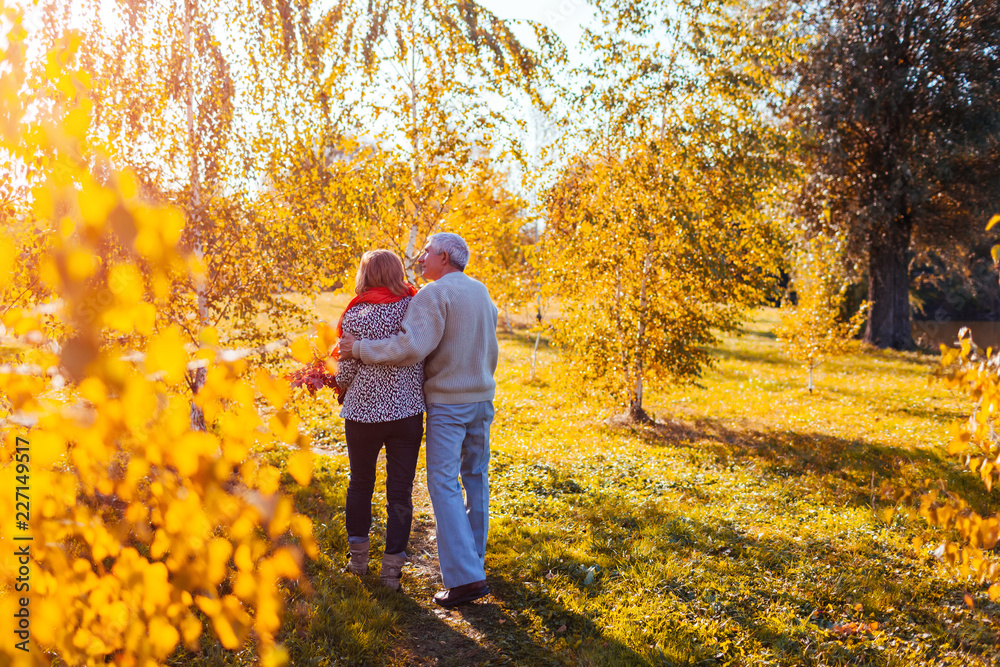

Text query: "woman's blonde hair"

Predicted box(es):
[355, 249, 409, 296]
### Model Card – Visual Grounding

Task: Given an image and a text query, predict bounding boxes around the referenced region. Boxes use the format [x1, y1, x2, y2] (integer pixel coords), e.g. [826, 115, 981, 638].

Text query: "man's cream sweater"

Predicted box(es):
[352, 271, 499, 405]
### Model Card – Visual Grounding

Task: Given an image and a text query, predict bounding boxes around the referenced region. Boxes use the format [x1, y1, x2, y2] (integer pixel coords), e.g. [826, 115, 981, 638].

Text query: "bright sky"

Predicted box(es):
[476, 0, 594, 60]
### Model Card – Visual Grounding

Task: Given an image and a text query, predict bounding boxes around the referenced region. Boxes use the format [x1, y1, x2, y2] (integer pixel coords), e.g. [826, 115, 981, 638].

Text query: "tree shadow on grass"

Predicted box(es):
[457, 575, 657, 667]
[381, 591, 517, 666]
[497, 329, 553, 352]
[707, 345, 795, 367]
[646, 514, 1000, 664]
[630, 418, 999, 515]
[822, 351, 938, 378]
[371, 551, 651, 665]
[736, 327, 778, 341]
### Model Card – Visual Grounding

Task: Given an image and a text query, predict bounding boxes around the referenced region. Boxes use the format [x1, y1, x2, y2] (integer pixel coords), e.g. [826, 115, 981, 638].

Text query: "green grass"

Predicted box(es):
[184, 307, 1000, 666]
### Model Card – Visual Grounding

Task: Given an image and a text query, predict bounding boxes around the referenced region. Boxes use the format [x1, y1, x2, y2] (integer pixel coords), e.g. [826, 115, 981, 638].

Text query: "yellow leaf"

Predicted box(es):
[261, 645, 290, 667]
[211, 612, 241, 650]
[32, 430, 67, 468]
[170, 432, 219, 476]
[255, 369, 290, 410]
[964, 592, 975, 609]
[122, 376, 157, 430]
[66, 248, 97, 281]
[181, 613, 202, 650]
[988, 584, 1000, 601]
[233, 571, 257, 601]
[269, 409, 301, 444]
[316, 321, 338, 356]
[108, 262, 144, 306]
[148, 616, 180, 659]
[987, 214, 1000, 231]
[188, 255, 207, 282]
[268, 547, 302, 579]
[269, 497, 293, 537]
[258, 464, 280, 495]
[142, 562, 171, 616]
[119, 169, 138, 201]
[207, 537, 234, 586]
[199, 326, 220, 347]
[289, 336, 314, 363]
[79, 181, 118, 229]
[145, 325, 189, 384]
[287, 449, 313, 487]
[196, 595, 221, 617]
[0, 236, 14, 287]
[161, 208, 185, 246]
[34, 598, 62, 646]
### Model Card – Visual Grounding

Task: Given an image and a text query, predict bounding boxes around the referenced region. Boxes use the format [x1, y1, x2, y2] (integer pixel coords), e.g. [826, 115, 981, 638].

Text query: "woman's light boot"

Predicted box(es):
[347, 539, 370, 575]
[380, 553, 406, 591]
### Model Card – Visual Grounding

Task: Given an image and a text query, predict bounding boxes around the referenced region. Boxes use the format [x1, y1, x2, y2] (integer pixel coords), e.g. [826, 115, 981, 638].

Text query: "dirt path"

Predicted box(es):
[311, 447, 528, 666]
[387, 468, 518, 666]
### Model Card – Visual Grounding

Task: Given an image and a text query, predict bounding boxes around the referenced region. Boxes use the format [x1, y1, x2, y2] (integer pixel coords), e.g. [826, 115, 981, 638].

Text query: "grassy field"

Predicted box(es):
[177, 307, 1000, 666]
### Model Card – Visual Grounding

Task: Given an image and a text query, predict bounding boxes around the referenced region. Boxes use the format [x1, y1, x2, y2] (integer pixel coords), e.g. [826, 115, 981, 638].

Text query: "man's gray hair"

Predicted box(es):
[428, 232, 470, 271]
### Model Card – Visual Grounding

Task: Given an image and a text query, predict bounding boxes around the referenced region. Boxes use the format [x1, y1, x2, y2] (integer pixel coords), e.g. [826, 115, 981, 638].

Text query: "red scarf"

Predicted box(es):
[330, 284, 417, 404]
[336, 284, 418, 336]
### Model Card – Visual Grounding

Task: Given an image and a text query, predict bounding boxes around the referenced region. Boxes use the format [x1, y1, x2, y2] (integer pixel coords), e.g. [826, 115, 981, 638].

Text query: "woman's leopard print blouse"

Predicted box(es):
[336, 298, 425, 423]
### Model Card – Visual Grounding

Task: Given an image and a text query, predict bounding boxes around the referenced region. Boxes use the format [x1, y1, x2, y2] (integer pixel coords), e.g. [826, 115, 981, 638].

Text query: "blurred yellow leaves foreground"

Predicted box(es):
[1, 11, 317, 666]
[895, 331, 1000, 603]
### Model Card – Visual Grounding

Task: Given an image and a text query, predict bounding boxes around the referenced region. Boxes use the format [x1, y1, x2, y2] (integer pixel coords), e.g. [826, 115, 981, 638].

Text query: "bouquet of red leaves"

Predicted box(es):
[287, 358, 339, 395]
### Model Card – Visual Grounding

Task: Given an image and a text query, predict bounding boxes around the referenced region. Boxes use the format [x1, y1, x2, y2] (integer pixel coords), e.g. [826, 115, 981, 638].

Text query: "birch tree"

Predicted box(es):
[775, 228, 869, 392]
[340, 0, 562, 280]
[36, 0, 359, 349]
[544, 0, 795, 421]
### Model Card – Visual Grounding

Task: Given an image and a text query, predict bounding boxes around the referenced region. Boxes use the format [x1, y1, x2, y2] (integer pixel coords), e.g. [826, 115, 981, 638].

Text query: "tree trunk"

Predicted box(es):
[186, 0, 207, 429]
[864, 216, 914, 350]
[403, 10, 421, 283]
[626, 250, 654, 424]
[530, 292, 542, 379]
[530, 329, 541, 380]
[626, 379, 652, 423]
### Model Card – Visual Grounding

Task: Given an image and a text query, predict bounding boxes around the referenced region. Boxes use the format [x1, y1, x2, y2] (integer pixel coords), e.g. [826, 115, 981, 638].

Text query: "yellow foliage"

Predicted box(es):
[887, 218, 1000, 600]
[0, 21, 314, 666]
[775, 230, 868, 391]
[289, 336, 314, 364]
[286, 449, 314, 487]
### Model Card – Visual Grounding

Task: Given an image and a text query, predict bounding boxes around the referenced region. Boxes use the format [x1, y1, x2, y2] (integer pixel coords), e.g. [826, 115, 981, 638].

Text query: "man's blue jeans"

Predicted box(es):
[425, 401, 494, 588]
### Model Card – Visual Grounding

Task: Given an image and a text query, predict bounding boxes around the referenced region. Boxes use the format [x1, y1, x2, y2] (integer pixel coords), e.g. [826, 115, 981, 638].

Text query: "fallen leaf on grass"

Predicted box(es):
[832, 622, 879, 637]
[832, 622, 861, 636]
[557, 625, 566, 633]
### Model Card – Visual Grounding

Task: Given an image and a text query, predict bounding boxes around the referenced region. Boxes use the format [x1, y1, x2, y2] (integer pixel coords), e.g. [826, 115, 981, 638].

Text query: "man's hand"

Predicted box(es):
[338, 333, 357, 360]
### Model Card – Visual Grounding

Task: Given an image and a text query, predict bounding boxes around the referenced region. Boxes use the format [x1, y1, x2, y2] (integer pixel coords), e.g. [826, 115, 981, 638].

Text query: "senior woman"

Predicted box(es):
[335, 249, 424, 590]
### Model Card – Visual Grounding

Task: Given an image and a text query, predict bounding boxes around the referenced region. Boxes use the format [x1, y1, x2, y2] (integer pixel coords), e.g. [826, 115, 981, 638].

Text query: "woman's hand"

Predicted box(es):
[338, 333, 357, 360]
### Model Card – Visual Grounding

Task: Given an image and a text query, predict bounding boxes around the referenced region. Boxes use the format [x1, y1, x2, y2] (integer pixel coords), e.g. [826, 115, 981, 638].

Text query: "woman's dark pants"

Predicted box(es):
[344, 414, 423, 556]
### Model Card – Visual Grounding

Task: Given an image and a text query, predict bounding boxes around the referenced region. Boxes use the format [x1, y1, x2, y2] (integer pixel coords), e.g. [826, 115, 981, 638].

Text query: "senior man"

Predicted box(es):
[338, 233, 499, 607]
